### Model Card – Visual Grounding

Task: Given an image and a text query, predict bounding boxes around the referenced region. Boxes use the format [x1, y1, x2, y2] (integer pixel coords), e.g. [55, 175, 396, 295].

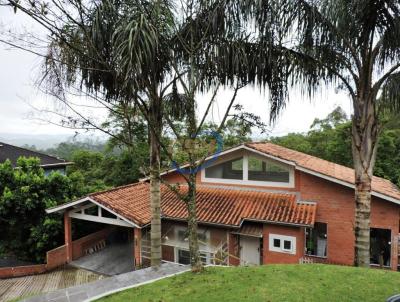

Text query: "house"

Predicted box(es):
[46, 142, 400, 272]
[0, 142, 72, 175]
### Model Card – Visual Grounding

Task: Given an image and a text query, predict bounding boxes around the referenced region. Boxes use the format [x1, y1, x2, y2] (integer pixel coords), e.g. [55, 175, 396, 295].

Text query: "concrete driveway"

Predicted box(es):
[21, 262, 189, 302]
[71, 243, 134, 276]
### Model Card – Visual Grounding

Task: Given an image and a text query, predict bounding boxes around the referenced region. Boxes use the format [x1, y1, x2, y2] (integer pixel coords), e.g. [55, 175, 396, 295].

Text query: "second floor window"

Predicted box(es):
[203, 153, 293, 187]
[248, 156, 290, 182]
[205, 157, 243, 180]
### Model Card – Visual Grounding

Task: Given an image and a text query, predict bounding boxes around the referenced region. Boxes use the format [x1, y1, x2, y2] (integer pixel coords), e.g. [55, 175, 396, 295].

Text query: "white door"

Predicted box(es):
[240, 236, 260, 265]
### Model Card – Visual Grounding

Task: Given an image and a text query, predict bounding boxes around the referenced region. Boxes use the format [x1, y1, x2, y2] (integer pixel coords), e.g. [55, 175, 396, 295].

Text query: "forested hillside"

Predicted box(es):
[270, 107, 400, 187]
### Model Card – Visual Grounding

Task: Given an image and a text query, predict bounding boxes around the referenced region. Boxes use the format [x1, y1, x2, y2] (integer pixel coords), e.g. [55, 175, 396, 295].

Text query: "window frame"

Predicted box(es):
[269, 234, 296, 254]
[201, 152, 295, 188]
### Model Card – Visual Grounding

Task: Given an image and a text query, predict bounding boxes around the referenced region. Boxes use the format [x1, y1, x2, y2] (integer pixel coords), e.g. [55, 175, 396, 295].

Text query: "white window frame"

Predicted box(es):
[201, 152, 295, 188]
[269, 234, 296, 254]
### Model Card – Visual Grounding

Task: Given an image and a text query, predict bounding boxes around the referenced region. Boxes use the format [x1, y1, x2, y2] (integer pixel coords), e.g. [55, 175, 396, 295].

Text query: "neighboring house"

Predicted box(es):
[47, 142, 400, 272]
[0, 142, 72, 175]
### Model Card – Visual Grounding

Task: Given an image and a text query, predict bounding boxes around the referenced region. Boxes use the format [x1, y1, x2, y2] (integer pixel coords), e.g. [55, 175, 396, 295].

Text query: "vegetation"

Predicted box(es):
[5, 0, 400, 270]
[271, 107, 400, 188]
[0, 158, 82, 262]
[98, 265, 400, 302]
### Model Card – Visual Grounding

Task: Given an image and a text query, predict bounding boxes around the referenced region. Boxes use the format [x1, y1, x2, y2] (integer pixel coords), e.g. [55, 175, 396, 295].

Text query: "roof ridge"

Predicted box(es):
[90, 181, 147, 197]
[246, 142, 399, 188]
[0, 141, 67, 162]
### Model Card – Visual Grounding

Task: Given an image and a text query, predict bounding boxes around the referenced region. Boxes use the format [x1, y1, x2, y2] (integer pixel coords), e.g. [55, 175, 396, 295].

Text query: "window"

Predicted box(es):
[248, 156, 290, 183]
[177, 249, 190, 265]
[305, 222, 327, 257]
[370, 228, 391, 267]
[175, 227, 209, 249]
[283, 240, 292, 250]
[269, 234, 296, 254]
[203, 153, 294, 187]
[205, 157, 243, 180]
[176, 249, 210, 265]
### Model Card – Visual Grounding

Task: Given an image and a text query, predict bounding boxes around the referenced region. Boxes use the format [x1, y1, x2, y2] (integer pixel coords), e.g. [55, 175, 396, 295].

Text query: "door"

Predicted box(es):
[240, 236, 260, 265]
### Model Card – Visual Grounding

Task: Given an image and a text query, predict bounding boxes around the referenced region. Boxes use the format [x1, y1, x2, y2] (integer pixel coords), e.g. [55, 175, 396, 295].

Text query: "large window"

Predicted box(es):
[203, 154, 293, 187]
[205, 157, 243, 180]
[269, 234, 296, 254]
[305, 222, 327, 257]
[175, 227, 209, 249]
[370, 228, 391, 267]
[248, 156, 290, 182]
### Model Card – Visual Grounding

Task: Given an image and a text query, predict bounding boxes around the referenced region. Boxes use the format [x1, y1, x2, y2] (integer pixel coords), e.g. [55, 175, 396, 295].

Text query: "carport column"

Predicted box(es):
[134, 228, 142, 268]
[64, 211, 73, 263]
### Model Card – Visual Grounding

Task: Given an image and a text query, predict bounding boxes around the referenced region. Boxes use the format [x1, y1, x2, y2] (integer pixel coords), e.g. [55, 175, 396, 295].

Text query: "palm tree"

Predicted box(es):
[237, 0, 400, 267]
[7, 0, 248, 271]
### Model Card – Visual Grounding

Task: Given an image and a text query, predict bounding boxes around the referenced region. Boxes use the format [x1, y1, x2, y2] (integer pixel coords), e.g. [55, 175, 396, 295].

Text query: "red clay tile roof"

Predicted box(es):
[246, 142, 400, 201]
[90, 182, 316, 228]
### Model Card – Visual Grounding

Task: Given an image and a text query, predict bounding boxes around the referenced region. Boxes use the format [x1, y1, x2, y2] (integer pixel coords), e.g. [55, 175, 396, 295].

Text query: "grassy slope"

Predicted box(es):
[98, 264, 400, 302]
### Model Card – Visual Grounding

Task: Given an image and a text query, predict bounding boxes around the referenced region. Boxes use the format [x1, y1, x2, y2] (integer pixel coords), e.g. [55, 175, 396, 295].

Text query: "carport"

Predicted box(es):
[46, 197, 143, 275]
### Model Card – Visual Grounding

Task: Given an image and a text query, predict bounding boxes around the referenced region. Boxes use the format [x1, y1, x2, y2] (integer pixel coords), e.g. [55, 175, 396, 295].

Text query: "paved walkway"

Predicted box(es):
[21, 262, 189, 302]
[0, 267, 105, 302]
[71, 243, 134, 276]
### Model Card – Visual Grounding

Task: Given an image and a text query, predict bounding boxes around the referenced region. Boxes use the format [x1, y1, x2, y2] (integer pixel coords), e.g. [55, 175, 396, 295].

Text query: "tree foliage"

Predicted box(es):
[271, 107, 400, 188]
[0, 157, 81, 262]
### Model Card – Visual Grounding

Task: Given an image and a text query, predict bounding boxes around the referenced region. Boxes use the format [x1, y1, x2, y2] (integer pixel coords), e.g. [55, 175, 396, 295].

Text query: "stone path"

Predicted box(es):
[0, 267, 105, 302]
[21, 262, 189, 302]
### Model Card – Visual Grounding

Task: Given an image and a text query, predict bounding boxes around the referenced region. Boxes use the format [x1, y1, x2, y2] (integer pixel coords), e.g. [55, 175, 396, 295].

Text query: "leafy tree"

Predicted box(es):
[45, 140, 107, 161]
[272, 107, 400, 189]
[6, 0, 248, 271]
[67, 150, 109, 194]
[0, 157, 80, 262]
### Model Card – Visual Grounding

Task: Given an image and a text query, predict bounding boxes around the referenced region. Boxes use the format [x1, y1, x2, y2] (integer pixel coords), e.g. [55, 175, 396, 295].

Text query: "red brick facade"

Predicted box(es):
[161, 158, 400, 270]
[44, 144, 400, 272]
[262, 224, 305, 264]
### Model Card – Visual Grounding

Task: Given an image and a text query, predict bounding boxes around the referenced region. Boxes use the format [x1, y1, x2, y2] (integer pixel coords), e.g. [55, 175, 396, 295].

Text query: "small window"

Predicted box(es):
[283, 240, 292, 250]
[269, 234, 296, 254]
[205, 157, 243, 180]
[248, 156, 290, 183]
[305, 222, 327, 257]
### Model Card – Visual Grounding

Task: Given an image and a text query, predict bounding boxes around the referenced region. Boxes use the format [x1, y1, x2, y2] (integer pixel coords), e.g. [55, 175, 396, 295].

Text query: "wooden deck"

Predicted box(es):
[0, 266, 105, 302]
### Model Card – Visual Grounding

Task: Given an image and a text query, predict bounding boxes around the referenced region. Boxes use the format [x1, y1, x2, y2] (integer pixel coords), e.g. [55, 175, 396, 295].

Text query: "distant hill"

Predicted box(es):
[0, 132, 107, 149]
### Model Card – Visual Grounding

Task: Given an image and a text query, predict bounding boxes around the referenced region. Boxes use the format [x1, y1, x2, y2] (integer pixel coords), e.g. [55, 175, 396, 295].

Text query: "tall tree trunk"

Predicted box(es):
[150, 96, 162, 267]
[352, 94, 379, 267]
[187, 173, 203, 272]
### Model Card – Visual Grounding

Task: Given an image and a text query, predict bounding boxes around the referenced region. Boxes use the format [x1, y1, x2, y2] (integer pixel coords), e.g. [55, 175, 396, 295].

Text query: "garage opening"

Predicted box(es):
[71, 225, 135, 275]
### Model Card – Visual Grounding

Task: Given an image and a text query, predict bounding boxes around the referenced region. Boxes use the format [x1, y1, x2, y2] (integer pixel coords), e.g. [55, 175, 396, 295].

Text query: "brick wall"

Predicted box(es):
[299, 171, 400, 270]
[0, 264, 47, 279]
[72, 226, 115, 260]
[262, 224, 305, 264]
[46, 245, 67, 270]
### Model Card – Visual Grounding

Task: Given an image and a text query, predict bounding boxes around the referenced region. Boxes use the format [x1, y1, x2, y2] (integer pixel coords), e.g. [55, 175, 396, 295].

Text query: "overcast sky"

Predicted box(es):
[0, 5, 353, 140]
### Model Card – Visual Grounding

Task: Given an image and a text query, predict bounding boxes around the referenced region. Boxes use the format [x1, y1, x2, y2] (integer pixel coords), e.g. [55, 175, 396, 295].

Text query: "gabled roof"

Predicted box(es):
[0, 142, 71, 168]
[48, 182, 317, 228]
[246, 142, 400, 203]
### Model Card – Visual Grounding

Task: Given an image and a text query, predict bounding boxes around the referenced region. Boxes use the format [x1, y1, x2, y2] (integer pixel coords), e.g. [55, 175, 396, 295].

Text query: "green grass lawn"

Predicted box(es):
[98, 264, 400, 302]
